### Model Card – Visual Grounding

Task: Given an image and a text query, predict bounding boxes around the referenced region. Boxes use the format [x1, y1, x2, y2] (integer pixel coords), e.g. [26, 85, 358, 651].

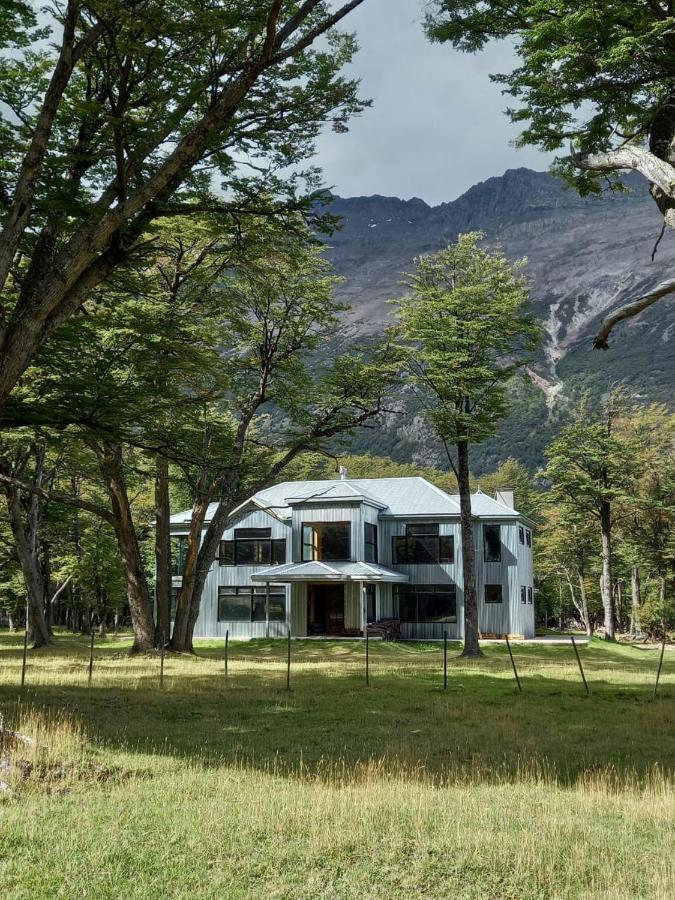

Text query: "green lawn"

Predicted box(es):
[0, 632, 673, 899]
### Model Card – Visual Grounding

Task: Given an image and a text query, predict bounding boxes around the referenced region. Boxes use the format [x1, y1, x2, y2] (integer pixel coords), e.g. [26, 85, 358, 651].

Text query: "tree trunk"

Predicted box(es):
[3, 483, 51, 647]
[98, 443, 155, 652]
[630, 566, 642, 638]
[599, 500, 615, 640]
[99, 612, 107, 638]
[7, 612, 16, 632]
[577, 573, 592, 637]
[170, 493, 211, 652]
[154, 454, 171, 648]
[457, 441, 482, 657]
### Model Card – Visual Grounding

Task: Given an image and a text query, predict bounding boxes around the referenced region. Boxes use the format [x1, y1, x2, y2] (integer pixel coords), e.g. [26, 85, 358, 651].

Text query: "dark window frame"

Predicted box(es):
[392, 524, 454, 565]
[219, 529, 286, 567]
[526, 529, 532, 548]
[484, 583, 503, 604]
[519, 526, 525, 545]
[364, 522, 378, 563]
[393, 583, 457, 623]
[483, 524, 502, 562]
[301, 521, 351, 562]
[365, 584, 376, 623]
[527, 587, 533, 604]
[217, 585, 287, 623]
[520, 586, 526, 604]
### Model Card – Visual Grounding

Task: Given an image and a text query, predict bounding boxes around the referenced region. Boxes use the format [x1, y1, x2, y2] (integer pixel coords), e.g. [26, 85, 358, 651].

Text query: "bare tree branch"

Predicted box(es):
[593, 276, 675, 348]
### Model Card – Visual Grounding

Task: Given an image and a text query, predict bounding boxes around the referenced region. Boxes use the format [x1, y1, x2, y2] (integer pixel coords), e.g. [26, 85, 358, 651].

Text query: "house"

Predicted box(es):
[169, 474, 535, 640]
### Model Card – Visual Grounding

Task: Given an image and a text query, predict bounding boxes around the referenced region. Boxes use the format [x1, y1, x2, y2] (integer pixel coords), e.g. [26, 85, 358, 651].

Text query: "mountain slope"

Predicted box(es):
[321, 168, 675, 473]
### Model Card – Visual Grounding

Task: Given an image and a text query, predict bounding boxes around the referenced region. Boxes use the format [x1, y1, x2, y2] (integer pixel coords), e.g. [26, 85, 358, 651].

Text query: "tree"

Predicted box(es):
[0, 0, 367, 420]
[543, 391, 643, 640]
[394, 232, 540, 656]
[426, 1, 675, 346]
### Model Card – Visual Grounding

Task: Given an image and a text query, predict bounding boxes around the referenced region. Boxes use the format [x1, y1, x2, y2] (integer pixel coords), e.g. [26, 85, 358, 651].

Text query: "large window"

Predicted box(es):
[301, 522, 351, 561]
[485, 584, 503, 604]
[366, 584, 376, 623]
[217, 586, 286, 622]
[171, 536, 189, 576]
[394, 584, 457, 623]
[483, 524, 502, 562]
[393, 524, 454, 565]
[219, 529, 286, 567]
[364, 523, 378, 563]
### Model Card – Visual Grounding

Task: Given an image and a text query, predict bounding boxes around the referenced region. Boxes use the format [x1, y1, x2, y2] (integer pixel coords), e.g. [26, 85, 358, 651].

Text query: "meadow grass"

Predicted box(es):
[0, 632, 673, 899]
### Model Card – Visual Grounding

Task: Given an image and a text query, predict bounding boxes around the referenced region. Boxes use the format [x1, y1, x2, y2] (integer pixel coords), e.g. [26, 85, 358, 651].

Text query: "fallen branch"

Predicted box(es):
[593, 277, 675, 348]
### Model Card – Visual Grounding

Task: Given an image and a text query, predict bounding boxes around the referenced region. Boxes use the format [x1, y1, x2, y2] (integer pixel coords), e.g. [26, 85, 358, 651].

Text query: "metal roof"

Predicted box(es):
[250, 560, 409, 583]
[169, 477, 524, 526]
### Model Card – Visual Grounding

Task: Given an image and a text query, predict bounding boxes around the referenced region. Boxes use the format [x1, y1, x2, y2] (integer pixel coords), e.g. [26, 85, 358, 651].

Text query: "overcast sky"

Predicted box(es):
[314, 0, 554, 205]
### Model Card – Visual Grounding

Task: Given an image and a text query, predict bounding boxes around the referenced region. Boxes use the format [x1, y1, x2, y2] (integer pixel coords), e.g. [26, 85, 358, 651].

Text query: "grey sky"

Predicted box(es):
[314, 0, 553, 205]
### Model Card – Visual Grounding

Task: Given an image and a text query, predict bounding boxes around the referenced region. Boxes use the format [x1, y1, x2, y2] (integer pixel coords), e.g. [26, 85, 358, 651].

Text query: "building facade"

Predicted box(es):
[169, 476, 535, 640]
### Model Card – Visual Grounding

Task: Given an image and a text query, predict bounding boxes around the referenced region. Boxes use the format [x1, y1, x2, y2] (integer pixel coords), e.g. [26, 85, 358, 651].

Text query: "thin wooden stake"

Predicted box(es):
[159, 632, 166, 690]
[224, 630, 229, 686]
[653, 635, 667, 700]
[505, 636, 522, 693]
[87, 628, 95, 686]
[366, 625, 370, 686]
[20, 602, 29, 689]
[571, 635, 589, 695]
[286, 626, 291, 691]
[443, 630, 448, 690]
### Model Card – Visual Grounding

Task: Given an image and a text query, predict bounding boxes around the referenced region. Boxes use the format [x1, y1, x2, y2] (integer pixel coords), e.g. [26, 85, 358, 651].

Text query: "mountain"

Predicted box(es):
[320, 168, 675, 473]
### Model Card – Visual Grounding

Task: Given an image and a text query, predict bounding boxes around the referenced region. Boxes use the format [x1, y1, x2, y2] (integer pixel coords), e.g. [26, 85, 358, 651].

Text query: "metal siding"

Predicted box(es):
[515, 522, 535, 638]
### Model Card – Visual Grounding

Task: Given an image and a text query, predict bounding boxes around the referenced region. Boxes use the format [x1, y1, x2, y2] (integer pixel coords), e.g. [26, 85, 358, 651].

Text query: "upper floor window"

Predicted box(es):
[219, 529, 286, 566]
[527, 587, 533, 604]
[520, 586, 526, 604]
[483, 524, 501, 562]
[171, 536, 189, 576]
[393, 524, 454, 565]
[526, 529, 532, 548]
[519, 526, 525, 545]
[364, 523, 378, 563]
[302, 522, 351, 561]
[394, 584, 457, 623]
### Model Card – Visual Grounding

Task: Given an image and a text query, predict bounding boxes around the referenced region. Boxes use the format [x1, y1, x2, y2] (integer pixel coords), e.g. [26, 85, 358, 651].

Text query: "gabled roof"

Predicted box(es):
[250, 560, 408, 583]
[169, 476, 525, 527]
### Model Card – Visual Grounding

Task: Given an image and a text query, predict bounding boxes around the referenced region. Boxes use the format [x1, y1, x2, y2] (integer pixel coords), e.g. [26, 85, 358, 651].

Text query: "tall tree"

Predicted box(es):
[394, 232, 540, 657]
[0, 0, 367, 420]
[427, 1, 675, 346]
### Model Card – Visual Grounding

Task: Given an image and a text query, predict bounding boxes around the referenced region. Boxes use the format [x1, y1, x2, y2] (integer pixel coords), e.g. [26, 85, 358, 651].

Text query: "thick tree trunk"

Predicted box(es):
[154, 454, 171, 648]
[457, 441, 481, 658]
[170, 494, 211, 652]
[98, 443, 155, 652]
[599, 500, 615, 640]
[3, 483, 51, 647]
[630, 566, 642, 638]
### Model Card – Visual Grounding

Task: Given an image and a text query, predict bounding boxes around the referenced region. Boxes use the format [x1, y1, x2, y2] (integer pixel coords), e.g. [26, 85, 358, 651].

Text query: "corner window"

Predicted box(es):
[393, 525, 454, 565]
[483, 524, 501, 562]
[527, 587, 533, 604]
[217, 586, 286, 622]
[519, 526, 525, 545]
[520, 586, 526, 604]
[394, 584, 457, 623]
[526, 530, 532, 548]
[485, 584, 503, 604]
[364, 523, 378, 563]
[272, 539, 286, 565]
[301, 522, 351, 561]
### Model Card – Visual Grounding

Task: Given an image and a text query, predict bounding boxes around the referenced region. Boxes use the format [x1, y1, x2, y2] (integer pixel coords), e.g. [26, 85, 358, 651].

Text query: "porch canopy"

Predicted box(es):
[250, 560, 408, 584]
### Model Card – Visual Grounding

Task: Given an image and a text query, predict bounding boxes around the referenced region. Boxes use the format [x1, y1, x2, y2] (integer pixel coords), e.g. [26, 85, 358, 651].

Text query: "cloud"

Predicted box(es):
[315, 0, 554, 204]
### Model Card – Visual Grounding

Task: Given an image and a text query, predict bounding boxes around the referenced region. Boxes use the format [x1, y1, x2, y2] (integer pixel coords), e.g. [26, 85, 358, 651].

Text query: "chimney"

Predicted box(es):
[339, 466, 348, 481]
[495, 489, 515, 509]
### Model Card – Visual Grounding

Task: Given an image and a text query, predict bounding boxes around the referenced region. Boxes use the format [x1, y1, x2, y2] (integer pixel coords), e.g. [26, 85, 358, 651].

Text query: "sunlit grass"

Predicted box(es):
[0, 632, 673, 898]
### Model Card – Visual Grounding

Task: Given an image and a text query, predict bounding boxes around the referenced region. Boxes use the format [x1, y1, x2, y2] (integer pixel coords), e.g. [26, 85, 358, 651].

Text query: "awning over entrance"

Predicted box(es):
[250, 560, 408, 583]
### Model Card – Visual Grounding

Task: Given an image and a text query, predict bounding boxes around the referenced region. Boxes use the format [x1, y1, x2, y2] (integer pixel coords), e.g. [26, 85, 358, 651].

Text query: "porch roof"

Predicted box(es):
[250, 560, 409, 584]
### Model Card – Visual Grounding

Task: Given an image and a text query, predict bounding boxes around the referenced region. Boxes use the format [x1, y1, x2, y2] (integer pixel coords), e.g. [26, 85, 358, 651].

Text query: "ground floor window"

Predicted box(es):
[218, 585, 286, 622]
[394, 584, 457, 623]
[366, 584, 376, 623]
[520, 586, 526, 604]
[485, 584, 503, 604]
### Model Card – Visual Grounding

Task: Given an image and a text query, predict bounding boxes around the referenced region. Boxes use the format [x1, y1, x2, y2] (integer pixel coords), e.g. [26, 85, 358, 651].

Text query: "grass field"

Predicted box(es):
[0, 632, 673, 899]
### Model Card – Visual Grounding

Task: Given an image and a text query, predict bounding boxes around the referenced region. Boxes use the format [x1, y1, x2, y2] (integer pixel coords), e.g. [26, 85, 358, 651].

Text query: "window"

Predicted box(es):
[519, 526, 525, 545]
[393, 525, 454, 565]
[484, 524, 501, 562]
[485, 584, 503, 604]
[217, 586, 286, 622]
[520, 586, 526, 604]
[171, 536, 189, 576]
[364, 523, 378, 563]
[301, 522, 351, 561]
[526, 529, 532, 548]
[527, 587, 533, 605]
[394, 584, 457, 623]
[365, 584, 376, 623]
[219, 530, 286, 567]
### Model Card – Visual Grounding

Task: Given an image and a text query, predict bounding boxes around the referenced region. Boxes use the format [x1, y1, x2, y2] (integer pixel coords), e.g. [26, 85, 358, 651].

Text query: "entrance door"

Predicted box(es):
[307, 584, 345, 635]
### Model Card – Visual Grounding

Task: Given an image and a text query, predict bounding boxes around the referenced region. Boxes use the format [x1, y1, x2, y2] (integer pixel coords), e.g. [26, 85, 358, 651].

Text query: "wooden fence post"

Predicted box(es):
[653, 635, 667, 700]
[505, 636, 522, 693]
[286, 626, 291, 691]
[224, 629, 229, 687]
[571, 635, 589, 695]
[366, 625, 370, 686]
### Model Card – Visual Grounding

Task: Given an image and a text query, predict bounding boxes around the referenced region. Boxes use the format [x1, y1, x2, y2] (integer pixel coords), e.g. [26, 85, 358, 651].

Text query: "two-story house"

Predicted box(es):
[168, 474, 535, 640]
